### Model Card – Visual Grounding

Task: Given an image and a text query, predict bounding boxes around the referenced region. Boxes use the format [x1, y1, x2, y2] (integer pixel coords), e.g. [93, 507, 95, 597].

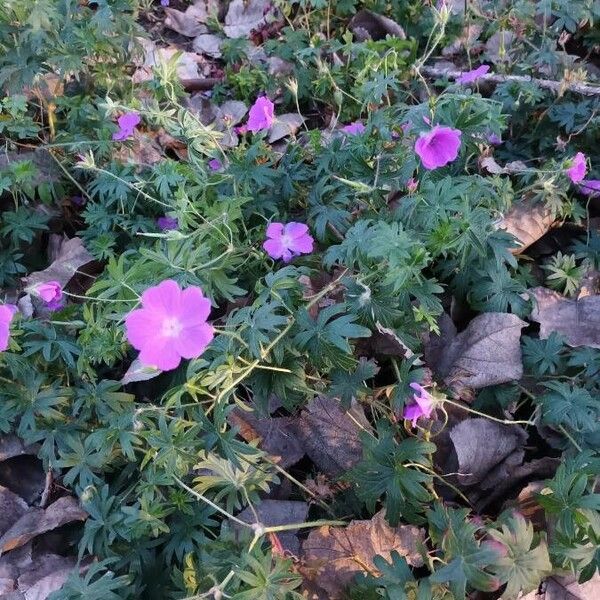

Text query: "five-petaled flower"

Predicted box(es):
[208, 158, 223, 171]
[247, 97, 275, 133]
[112, 112, 141, 141]
[342, 121, 366, 135]
[457, 65, 490, 84]
[566, 152, 587, 183]
[0, 304, 17, 352]
[157, 216, 179, 231]
[263, 222, 314, 262]
[35, 281, 64, 311]
[403, 382, 434, 427]
[125, 280, 214, 371]
[415, 125, 462, 170]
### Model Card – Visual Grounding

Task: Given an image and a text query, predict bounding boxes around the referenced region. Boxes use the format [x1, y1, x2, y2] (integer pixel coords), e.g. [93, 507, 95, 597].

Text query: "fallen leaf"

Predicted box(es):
[290, 397, 369, 477]
[234, 500, 308, 556]
[0, 151, 60, 186]
[349, 9, 406, 42]
[442, 24, 483, 56]
[429, 312, 526, 396]
[496, 200, 555, 254]
[192, 33, 224, 58]
[114, 130, 163, 166]
[520, 574, 600, 599]
[485, 30, 516, 63]
[302, 510, 424, 598]
[481, 157, 528, 175]
[17, 554, 77, 600]
[268, 114, 305, 143]
[164, 0, 218, 37]
[448, 418, 528, 486]
[228, 409, 304, 468]
[0, 497, 87, 555]
[224, 0, 272, 38]
[529, 287, 600, 348]
[132, 40, 201, 82]
[0, 487, 29, 538]
[24, 237, 93, 291]
[0, 437, 37, 462]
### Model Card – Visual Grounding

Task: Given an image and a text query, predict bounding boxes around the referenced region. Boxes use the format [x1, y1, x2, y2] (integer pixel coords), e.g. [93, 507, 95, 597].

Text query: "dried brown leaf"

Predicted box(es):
[24, 237, 93, 291]
[192, 33, 223, 58]
[497, 200, 555, 254]
[164, 0, 218, 37]
[0, 437, 37, 463]
[290, 397, 369, 477]
[0, 487, 29, 538]
[234, 500, 308, 556]
[268, 114, 305, 143]
[224, 0, 273, 38]
[429, 312, 526, 396]
[529, 287, 600, 348]
[520, 574, 600, 599]
[0, 497, 87, 555]
[302, 510, 424, 598]
[349, 10, 406, 42]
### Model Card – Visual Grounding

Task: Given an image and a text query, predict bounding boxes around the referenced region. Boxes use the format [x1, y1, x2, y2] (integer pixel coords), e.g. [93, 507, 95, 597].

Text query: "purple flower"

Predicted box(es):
[579, 179, 600, 197]
[35, 281, 64, 311]
[457, 65, 490, 84]
[566, 152, 587, 183]
[247, 97, 275, 133]
[71, 195, 86, 207]
[112, 112, 141, 141]
[208, 158, 223, 171]
[0, 304, 17, 352]
[415, 125, 462, 170]
[263, 222, 314, 262]
[342, 121, 366, 135]
[125, 280, 214, 371]
[160, 0, 169, 5]
[406, 178, 418, 193]
[487, 133, 502, 146]
[157, 216, 179, 231]
[402, 382, 434, 427]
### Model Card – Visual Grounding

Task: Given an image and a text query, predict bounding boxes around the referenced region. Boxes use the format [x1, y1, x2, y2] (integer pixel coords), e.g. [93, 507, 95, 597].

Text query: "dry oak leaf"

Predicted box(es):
[290, 397, 370, 477]
[520, 574, 600, 599]
[224, 0, 273, 39]
[163, 0, 218, 37]
[0, 497, 87, 555]
[529, 287, 600, 348]
[302, 510, 424, 599]
[496, 199, 555, 255]
[0, 487, 29, 539]
[430, 312, 526, 395]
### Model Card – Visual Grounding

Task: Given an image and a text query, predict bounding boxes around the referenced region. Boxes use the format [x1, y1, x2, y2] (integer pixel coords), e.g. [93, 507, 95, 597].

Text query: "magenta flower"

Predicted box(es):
[487, 133, 502, 145]
[457, 65, 490, 84]
[125, 280, 214, 371]
[36, 281, 62, 304]
[342, 121, 366, 135]
[157, 216, 179, 231]
[566, 152, 587, 183]
[415, 125, 462, 170]
[402, 382, 434, 427]
[112, 112, 141, 141]
[263, 222, 314, 262]
[0, 304, 17, 352]
[208, 158, 223, 171]
[160, 0, 169, 5]
[579, 179, 600, 197]
[246, 97, 275, 133]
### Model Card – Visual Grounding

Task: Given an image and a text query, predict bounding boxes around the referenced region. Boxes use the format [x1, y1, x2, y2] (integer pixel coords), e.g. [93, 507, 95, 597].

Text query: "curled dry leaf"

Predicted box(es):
[114, 130, 163, 166]
[24, 237, 93, 291]
[447, 418, 528, 494]
[349, 9, 406, 42]
[428, 312, 526, 397]
[10, 553, 77, 600]
[529, 287, 600, 348]
[132, 40, 201, 83]
[192, 33, 223, 58]
[302, 510, 424, 599]
[496, 199, 555, 254]
[121, 358, 161, 385]
[290, 397, 370, 477]
[233, 500, 308, 555]
[164, 0, 218, 37]
[268, 114, 305, 143]
[0, 436, 37, 463]
[0, 487, 29, 538]
[0, 496, 87, 555]
[224, 0, 273, 39]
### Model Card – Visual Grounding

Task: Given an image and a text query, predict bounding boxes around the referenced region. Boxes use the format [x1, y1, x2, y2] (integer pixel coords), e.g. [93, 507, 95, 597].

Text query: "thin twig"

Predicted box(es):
[421, 66, 600, 96]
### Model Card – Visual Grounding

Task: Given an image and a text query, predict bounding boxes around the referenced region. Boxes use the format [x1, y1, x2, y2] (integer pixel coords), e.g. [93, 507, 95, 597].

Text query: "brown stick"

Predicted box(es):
[180, 77, 223, 92]
[421, 66, 600, 96]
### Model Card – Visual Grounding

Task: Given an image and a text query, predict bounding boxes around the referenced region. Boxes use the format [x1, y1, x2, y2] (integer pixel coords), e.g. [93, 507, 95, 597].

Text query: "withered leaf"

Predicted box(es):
[164, 0, 218, 37]
[0, 487, 29, 538]
[268, 114, 305, 143]
[496, 200, 555, 254]
[448, 418, 528, 486]
[224, 0, 273, 39]
[0, 497, 87, 555]
[430, 312, 526, 395]
[290, 397, 369, 477]
[24, 237, 93, 291]
[0, 437, 37, 463]
[192, 33, 223, 58]
[349, 10, 406, 42]
[529, 287, 600, 348]
[520, 574, 600, 599]
[234, 500, 308, 555]
[228, 408, 304, 468]
[302, 510, 424, 598]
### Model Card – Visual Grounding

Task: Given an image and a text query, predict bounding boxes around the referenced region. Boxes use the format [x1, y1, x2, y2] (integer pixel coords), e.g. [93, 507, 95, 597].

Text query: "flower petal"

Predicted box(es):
[141, 279, 181, 314]
[284, 222, 309, 239]
[263, 237, 286, 260]
[174, 323, 214, 359]
[266, 222, 284, 239]
[179, 287, 212, 326]
[125, 308, 165, 350]
[139, 338, 181, 371]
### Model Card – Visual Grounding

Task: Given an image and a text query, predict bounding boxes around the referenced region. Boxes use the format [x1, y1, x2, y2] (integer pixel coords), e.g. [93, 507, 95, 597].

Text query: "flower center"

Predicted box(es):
[280, 233, 293, 249]
[161, 317, 183, 338]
